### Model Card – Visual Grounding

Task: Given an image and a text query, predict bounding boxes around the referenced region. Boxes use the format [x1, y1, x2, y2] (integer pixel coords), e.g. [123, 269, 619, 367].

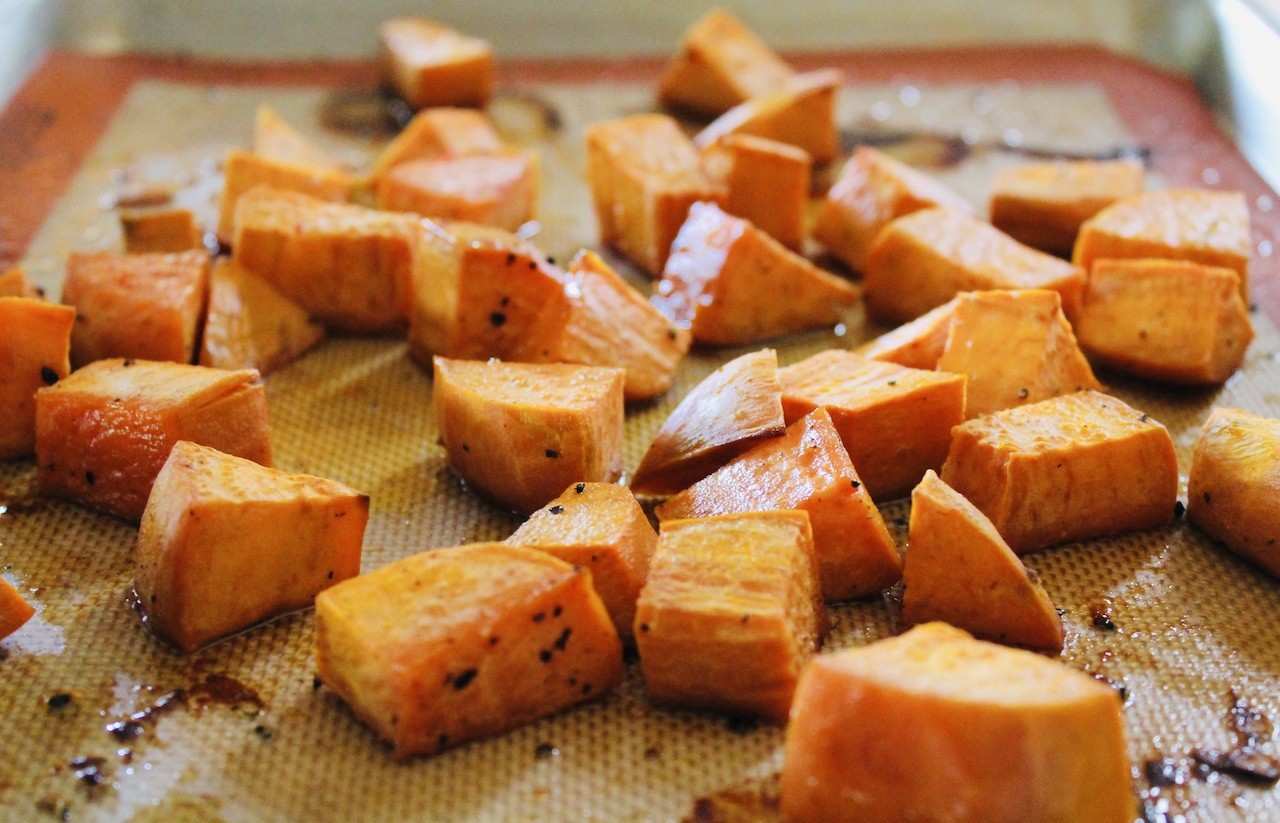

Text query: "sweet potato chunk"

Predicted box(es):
[657, 409, 903, 601]
[652, 202, 859, 346]
[119, 207, 204, 254]
[635, 510, 825, 721]
[1074, 259, 1252, 385]
[0, 576, 35, 641]
[1074, 188, 1251, 299]
[941, 391, 1177, 553]
[814, 146, 971, 273]
[0, 266, 43, 299]
[936, 289, 1101, 419]
[215, 149, 355, 243]
[902, 471, 1064, 650]
[781, 622, 1131, 823]
[585, 114, 725, 276]
[657, 8, 795, 117]
[253, 104, 342, 169]
[36, 359, 272, 522]
[630, 348, 784, 496]
[433, 358, 624, 515]
[233, 188, 417, 334]
[316, 543, 623, 759]
[853, 297, 959, 370]
[693, 70, 841, 165]
[62, 250, 210, 368]
[864, 207, 1086, 324]
[136, 441, 367, 652]
[381, 17, 494, 110]
[198, 259, 325, 375]
[506, 482, 656, 644]
[990, 159, 1144, 257]
[369, 108, 503, 183]
[778, 350, 966, 502]
[1187, 408, 1280, 579]
[378, 151, 537, 232]
[0, 297, 74, 460]
[701, 134, 810, 251]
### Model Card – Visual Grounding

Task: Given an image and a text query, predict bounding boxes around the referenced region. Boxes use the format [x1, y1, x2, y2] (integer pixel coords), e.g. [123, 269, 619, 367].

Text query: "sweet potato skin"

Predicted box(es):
[0, 297, 75, 460]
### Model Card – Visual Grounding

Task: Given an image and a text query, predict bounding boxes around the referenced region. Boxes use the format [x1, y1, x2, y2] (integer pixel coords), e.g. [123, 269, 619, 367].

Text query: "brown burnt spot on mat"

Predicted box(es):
[1089, 597, 1119, 631]
[684, 772, 783, 823]
[320, 87, 412, 139]
[188, 673, 264, 711]
[103, 689, 186, 743]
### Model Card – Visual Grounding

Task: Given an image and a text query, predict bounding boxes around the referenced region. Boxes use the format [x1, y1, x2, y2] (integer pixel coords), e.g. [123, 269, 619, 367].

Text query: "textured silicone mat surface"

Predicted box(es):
[1, 75, 1279, 823]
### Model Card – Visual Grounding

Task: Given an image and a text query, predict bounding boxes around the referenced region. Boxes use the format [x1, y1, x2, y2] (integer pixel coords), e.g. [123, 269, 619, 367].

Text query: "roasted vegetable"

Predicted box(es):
[215, 150, 354, 243]
[198, 258, 326, 375]
[119, 207, 203, 254]
[701, 134, 810, 251]
[369, 107, 503, 182]
[378, 150, 537, 232]
[380, 17, 494, 109]
[852, 297, 959, 370]
[0, 297, 74, 460]
[694, 70, 842, 164]
[0, 576, 36, 641]
[657, 8, 795, 117]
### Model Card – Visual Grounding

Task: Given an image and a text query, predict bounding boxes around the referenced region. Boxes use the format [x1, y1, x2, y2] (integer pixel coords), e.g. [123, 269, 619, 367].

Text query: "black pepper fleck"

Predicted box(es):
[312, 677, 323, 691]
[489, 311, 507, 327]
[122, 358, 135, 367]
[85, 471, 95, 486]
[545, 449, 559, 459]
[1203, 492, 1212, 505]
[1017, 387, 1029, 399]
[553, 605, 562, 617]
[535, 742, 559, 759]
[489, 636, 500, 646]
[438, 733, 450, 749]
[506, 253, 516, 266]
[528, 260, 537, 270]
[539, 650, 553, 663]
[549, 505, 564, 514]
[1140, 414, 1150, 422]
[850, 480, 860, 490]
[581, 683, 592, 695]
[553, 628, 572, 651]
[451, 668, 478, 690]
[639, 623, 649, 633]
[574, 483, 585, 494]
[46, 693, 73, 710]
[1174, 500, 1186, 518]
[253, 725, 273, 741]
[40, 366, 59, 385]
[533, 612, 546, 622]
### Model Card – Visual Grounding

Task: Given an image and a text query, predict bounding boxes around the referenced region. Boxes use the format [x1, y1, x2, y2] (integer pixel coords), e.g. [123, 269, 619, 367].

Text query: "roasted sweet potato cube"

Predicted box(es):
[315, 543, 623, 759]
[215, 149, 355, 243]
[630, 348, 784, 496]
[1187, 408, 1280, 579]
[853, 297, 959, 370]
[506, 482, 656, 644]
[253, 104, 342, 169]
[652, 202, 859, 346]
[865, 207, 1086, 325]
[119, 207, 203, 254]
[657, 8, 795, 117]
[62, 250, 210, 368]
[1074, 259, 1252, 385]
[381, 17, 494, 110]
[902, 471, 1063, 650]
[657, 408, 903, 601]
[0, 576, 35, 641]
[433, 358, 624, 515]
[585, 114, 725, 276]
[990, 159, 1144, 257]
[941, 391, 1177, 554]
[0, 297, 74, 460]
[136, 441, 367, 653]
[378, 150, 537, 232]
[369, 108, 503, 188]
[635, 510, 825, 721]
[36, 359, 272, 522]
[778, 350, 966, 502]
[814, 146, 972, 273]
[0, 267, 43, 299]
[693, 70, 841, 165]
[450, 240, 569, 362]
[936, 289, 1101, 419]
[781, 623, 1131, 823]
[198, 259, 325, 375]
[233, 188, 417, 334]
[701, 134, 810, 252]
[1074, 188, 1251, 299]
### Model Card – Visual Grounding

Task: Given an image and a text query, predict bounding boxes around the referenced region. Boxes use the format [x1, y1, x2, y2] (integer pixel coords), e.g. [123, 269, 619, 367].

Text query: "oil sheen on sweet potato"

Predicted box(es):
[0, 297, 74, 460]
[199, 259, 325, 375]
[693, 70, 842, 165]
[657, 8, 795, 117]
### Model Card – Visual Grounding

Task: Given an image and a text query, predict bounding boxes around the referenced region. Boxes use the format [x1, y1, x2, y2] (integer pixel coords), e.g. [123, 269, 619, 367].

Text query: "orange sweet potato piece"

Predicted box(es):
[864, 207, 1086, 324]
[381, 17, 494, 110]
[634, 510, 825, 721]
[814, 145, 972, 273]
[693, 69, 842, 165]
[781, 622, 1132, 823]
[369, 108, 503, 183]
[433, 358, 624, 515]
[1074, 259, 1252, 385]
[852, 297, 959, 370]
[700, 134, 810, 252]
[378, 150, 537, 232]
[136, 441, 367, 652]
[449, 241, 569, 362]
[941, 391, 1177, 553]
[657, 408, 903, 601]
[657, 8, 795, 117]
[506, 482, 656, 644]
[198, 259, 325, 375]
[232, 188, 416, 334]
[902, 471, 1064, 650]
[215, 149, 355, 243]
[630, 348, 784, 496]
[119, 207, 204, 254]
[0, 266, 43, 299]
[1187, 407, 1280, 579]
[0, 576, 36, 641]
[936, 289, 1101, 419]
[62, 250, 210, 368]
[0, 297, 74, 460]
[253, 104, 342, 169]
[585, 114, 726, 276]
[36, 359, 272, 522]
[316, 542, 623, 759]
[990, 159, 1145, 257]
[778, 350, 966, 502]
[1074, 188, 1251, 299]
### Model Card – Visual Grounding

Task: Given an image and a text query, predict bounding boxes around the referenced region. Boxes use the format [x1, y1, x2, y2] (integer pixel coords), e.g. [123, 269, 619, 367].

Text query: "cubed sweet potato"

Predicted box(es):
[0, 576, 36, 641]
[1187, 407, 1280, 579]
[433, 358, 625, 515]
[941, 391, 1177, 553]
[701, 134, 810, 251]
[653, 202, 858, 346]
[0, 267, 43, 299]
[62, 250, 210, 368]
[198, 259, 325, 375]
[852, 297, 959, 370]
[635, 510, 825, 721]
[693, 69, 842, 165]
[781, 622, 1131, 823]
[381, 17, 494, 110]
[449, 240, 569, 362]
[369, 108, 503, 183]
[0, 297, 74, 460]
[1074, 259, 1252, 385]
[506, 482, 656, 644]
[378, 150, 537, 232]
[657, 408, 903, 601]
[253, 104, 342, 169]
[315, 542, 623, 759]
[778, 350, 966, 502]
[215, 149, 355, 243]
[36, 359, 272, 522]
[657, 8, 795, 117]
[119, 207, 204, 254]
[136, 441, 367, 652]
